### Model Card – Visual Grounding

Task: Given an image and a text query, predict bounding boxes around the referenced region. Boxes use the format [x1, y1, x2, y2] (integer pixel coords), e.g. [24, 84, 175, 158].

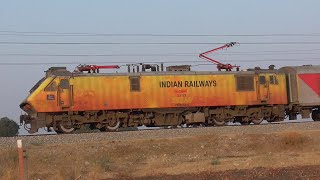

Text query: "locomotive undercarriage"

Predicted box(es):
[21, 105, 287, 134]
[312, 108, 320, 121]
[285, 104, 320, 121]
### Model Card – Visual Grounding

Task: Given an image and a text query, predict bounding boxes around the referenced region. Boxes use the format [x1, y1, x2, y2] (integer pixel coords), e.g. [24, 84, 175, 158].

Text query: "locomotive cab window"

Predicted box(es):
[259, 76, 266, 85]
[45, 81, 57, 91]
[60, 79, 70, 89]
[30, 77, 45, 93]
[129, 76, 140, 92]
[236, 75, 254, 91]
[269, 75, 278, 85]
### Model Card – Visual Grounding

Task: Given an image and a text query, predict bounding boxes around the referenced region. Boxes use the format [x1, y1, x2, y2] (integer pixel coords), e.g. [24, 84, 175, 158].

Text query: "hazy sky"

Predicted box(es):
[0, 0, 320, 124]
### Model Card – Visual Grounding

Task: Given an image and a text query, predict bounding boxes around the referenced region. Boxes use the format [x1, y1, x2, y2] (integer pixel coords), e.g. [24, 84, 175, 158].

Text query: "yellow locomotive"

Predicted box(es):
[20, 64, 291, 133]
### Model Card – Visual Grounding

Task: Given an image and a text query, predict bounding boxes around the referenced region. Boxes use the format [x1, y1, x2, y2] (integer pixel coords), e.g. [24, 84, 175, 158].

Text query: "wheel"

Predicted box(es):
[252, 118, 263, 125]
[312, 110, 320, 121]
[101, 120, 121, 132]
[58, 123, 75, 134]
[212, 117, 226, 126]
[249, 113, 263, 125]
[107, 120, 120, 131]
[266, 115, 276, 123]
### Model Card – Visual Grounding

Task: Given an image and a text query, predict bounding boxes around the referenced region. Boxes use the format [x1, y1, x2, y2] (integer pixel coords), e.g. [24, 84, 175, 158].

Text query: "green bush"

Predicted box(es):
[0, 117, 19, 137]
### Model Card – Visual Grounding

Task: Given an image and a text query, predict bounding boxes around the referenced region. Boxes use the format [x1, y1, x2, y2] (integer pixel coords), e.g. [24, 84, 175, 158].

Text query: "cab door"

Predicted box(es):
[44, 78, 59, 112]
[58, 78, 72, 110]
[258, 74, 269, 103]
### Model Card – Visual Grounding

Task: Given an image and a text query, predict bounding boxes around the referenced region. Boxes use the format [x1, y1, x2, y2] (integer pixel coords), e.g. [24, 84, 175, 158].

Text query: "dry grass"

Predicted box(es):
[0, 130, 320, 179]
[29, 140, 45, 146]
[280, 131, 308, 148]
[0, 149, 19, 180]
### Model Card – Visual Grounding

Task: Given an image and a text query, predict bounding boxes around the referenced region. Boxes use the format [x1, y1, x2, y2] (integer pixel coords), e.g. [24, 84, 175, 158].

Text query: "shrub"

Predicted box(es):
[211, 158, 220, 165]
[0, 117, 19, 137]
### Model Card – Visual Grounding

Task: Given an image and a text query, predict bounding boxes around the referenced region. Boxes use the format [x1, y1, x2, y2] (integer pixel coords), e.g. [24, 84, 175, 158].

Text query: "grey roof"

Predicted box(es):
[279, 65, 320, 74]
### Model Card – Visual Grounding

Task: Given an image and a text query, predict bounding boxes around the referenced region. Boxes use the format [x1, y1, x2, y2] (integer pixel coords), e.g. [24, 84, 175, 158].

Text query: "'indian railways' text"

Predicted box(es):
[159, 80, 217, 88]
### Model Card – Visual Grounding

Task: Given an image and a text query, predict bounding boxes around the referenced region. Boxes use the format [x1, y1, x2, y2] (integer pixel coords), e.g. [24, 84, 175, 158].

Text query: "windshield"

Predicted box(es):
[29, 77, 46, 93]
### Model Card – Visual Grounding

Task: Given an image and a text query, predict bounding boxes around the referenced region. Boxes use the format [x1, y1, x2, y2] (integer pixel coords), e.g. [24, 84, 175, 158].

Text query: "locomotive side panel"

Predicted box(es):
[71, 72, 287, 111]
[19, 68, 289, 133]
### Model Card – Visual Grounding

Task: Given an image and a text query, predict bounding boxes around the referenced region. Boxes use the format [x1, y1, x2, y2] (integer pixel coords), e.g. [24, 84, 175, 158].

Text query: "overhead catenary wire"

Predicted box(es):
[0, 51, 319, 57]
[1, 30, 320, 37]
[1, 30, 319, 67]
[230, 48, 320, 53]
[1, 41, 320, 45]
[1, 48, 320, 57]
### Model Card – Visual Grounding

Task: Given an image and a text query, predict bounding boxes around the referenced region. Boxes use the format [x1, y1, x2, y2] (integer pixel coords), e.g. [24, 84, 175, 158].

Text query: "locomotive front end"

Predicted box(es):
[19, 102, 35, 125]
[19, 67, 73, 133]
[19, 77, 48, 133]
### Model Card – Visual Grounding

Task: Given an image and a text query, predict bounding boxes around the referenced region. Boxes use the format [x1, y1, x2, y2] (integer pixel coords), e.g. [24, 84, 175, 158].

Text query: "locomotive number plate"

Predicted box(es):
[47, 94, 55, 100]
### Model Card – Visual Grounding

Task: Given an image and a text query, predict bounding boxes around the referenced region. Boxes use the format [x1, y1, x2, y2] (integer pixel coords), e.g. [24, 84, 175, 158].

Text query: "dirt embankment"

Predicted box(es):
[1, 124, 320, 179]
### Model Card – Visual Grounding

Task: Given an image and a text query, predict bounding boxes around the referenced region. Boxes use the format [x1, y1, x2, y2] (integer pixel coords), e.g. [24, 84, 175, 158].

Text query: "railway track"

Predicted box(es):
[15, 119, 316, 138]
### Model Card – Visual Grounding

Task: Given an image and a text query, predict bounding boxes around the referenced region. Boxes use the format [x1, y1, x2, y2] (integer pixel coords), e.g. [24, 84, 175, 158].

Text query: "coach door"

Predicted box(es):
[58, 78, 72, 109]
[258, 74, 269, 103]
[318, 79, 320, 95]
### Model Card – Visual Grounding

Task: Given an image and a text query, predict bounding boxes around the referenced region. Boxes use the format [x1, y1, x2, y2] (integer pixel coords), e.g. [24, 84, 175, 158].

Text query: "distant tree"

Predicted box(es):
[0, 117, 19, 137]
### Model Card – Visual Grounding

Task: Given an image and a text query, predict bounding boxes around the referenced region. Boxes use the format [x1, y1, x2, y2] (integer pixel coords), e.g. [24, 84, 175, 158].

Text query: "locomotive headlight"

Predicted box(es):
[19, 102, 34, 113]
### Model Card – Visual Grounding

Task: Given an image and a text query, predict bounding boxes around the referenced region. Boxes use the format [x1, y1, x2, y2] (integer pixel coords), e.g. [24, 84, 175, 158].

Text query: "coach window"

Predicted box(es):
[269, 75, 278, 85]
[45, 81, 57, 91]
[129, 76, 140, 92]
[259, 76, 266, 85]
